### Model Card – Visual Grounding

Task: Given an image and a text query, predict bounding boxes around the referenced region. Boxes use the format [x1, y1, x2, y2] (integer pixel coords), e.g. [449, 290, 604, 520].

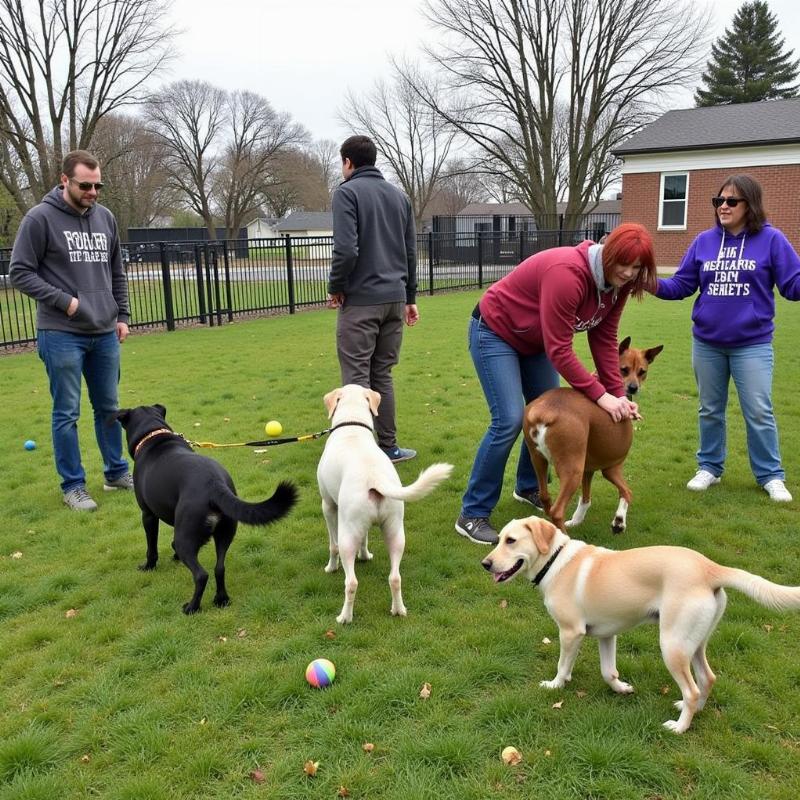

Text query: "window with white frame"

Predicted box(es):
[659, 173, 688, 229]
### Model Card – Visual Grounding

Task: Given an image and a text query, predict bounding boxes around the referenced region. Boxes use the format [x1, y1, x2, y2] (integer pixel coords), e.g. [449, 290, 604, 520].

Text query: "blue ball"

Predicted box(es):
[24, 440, 36, 451]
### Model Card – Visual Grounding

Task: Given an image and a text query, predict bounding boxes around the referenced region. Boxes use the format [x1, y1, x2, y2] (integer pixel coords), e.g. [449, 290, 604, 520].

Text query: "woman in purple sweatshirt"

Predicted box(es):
[655, 174, 800, 502]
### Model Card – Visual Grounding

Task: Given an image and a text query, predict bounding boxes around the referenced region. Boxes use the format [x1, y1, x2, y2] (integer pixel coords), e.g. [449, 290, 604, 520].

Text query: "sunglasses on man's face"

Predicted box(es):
[712, 196, 745, 209]
[69, 177, 104, 191]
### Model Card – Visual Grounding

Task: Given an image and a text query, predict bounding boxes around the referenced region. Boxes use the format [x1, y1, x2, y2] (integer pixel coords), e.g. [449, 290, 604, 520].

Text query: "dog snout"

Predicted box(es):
[626, 383, 639, 396]
[481, 558, 493, 571]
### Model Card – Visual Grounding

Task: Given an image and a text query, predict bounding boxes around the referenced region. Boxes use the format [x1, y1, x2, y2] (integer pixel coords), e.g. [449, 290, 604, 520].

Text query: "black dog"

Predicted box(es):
[114, 404, 298, 614]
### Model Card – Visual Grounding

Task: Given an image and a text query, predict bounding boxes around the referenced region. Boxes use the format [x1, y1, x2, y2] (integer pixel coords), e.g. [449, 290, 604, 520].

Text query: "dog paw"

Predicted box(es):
[357, 549, 374, 562]
[138, 561, 157, 571]
[610, 680, 634, 694]
[662, 719, 688, 734]
[182, 602, 201, 615]
[336, 612, 353, 624]
[324, 561, 339, 573]
[539, 678, 565, 690]
[213, 595, 231, 608]
[611, 519, 626, 534]
[391, 604, 407, 617]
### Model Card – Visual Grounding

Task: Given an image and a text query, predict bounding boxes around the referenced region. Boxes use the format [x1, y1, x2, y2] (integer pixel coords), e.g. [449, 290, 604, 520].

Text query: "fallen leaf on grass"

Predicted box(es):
[249, 769, 265, 784]
[10, 551, 23, 559]
[501, 746, 522, 765]
[80, 754, 90, 763]
[193, 422, 201, 427]
[303, 760, 319, 777]
[65, 608, 78, 618]
[660, 685, 671, 695]
[253, 449, 268, 454]
[199, 717, 207, 725]
[419, 682, 432, 700]
[218, 636, 228, 643]
[576, 690, 587, 698]
[544, 749, 552, 757]
[324, 629, 336, 639]
[763, 624, 773, 633]
[551, 700, 564, 709]
[541, 637, 551, 645]
[362, 742, 375, 752]
[337, 787, 350, 797]
[499, 599, 508, 609]
[237, 629, 247, 638]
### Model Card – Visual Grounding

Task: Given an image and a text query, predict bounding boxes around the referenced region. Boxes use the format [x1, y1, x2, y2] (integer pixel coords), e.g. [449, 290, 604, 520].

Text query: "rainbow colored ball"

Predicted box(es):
[305, 658, 336, 688]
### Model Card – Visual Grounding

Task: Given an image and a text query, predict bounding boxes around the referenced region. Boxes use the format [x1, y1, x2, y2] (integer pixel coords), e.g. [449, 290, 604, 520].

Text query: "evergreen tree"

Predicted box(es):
[695, 1, 800, 106]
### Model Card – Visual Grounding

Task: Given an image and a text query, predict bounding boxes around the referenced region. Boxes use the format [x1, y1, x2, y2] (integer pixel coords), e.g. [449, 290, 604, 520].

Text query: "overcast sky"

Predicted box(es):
[166, 0, 800, 144]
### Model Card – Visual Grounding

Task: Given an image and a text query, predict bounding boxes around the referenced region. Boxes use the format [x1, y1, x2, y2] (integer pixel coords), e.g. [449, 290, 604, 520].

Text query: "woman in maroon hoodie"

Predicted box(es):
[455, 223, 656, 545]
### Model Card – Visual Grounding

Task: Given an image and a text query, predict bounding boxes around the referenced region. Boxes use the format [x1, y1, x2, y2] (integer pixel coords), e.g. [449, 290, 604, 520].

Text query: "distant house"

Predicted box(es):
[440, 199, 621, 241]
[275, 211, 333, 237]
[246, 217, 280, 239]
[613, 98, 800, 267]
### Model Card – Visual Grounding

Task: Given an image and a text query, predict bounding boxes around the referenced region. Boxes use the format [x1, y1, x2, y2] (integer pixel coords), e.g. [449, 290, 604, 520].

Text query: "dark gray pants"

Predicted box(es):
[336, 301, 404, 448]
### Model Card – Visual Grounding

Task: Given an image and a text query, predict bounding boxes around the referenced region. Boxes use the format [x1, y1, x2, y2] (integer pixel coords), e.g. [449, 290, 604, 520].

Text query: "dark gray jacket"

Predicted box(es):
[328, 166, 417, 305]
[10, 187, 129, 334]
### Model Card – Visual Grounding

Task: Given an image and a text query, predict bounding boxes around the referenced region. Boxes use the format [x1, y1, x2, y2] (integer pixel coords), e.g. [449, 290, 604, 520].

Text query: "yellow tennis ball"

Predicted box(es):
[265, 420, 283, 437]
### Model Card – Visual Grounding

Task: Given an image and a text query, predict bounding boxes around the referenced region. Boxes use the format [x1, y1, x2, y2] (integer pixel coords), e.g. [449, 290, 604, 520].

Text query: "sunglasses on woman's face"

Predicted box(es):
[712, 196, 745, 209]
[69, 177, 104, 191]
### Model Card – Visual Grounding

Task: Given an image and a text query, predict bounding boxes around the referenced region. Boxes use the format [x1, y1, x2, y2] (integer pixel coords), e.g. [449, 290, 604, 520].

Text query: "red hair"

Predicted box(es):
[601, 223, 656, 299]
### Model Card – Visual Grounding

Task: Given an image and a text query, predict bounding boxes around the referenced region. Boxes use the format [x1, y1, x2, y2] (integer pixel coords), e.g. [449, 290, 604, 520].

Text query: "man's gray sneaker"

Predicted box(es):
[455, 515, 499, 545]
[104, 473, 134, 491]
[513, 488, 544, 511]
[380, 445, 417, 463]
[63, 487, 98, 512]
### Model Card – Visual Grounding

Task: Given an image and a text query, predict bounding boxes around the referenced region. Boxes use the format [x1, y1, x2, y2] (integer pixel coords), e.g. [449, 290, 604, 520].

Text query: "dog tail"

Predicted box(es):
[715, 565, 800, 612]
[372, 463, 454, 502]
[210, 480, 298, 526]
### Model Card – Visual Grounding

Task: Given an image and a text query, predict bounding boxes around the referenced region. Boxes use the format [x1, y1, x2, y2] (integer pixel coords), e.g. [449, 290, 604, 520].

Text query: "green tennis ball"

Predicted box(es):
[264, 420, 283, 437]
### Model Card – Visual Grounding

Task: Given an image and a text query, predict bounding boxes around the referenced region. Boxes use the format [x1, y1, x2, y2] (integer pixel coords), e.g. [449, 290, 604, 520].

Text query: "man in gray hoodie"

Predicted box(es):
[10, 150, 133, 511]
[328, 135, 418, 462]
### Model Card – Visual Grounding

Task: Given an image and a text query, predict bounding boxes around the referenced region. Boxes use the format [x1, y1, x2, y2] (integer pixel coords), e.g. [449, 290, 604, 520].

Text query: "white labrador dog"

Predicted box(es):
[317, 385, 453, 623]
[481, 515, 800, 733]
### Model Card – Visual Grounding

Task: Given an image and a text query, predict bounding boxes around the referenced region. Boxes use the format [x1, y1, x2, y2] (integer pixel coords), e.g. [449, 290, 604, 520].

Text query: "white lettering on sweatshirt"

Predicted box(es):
[62, 231, 109, 264]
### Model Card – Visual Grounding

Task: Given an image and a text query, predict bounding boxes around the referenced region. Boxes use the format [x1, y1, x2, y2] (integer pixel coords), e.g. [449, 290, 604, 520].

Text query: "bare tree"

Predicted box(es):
[261, 147, 335, 218]
[91, 113, 178, 234]
[425, 157, 489, 215]
[313, 138, 341, 200]
[213, 91, 307, 240]
[0, 0, 177, 214]
[417, 0, 710, 228]
[145, 80, 227, 235]
[339, 64, 458, 225]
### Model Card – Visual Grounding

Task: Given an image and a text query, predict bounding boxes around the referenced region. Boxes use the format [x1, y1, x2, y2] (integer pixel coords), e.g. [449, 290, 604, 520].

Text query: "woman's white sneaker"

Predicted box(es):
[686, 470, 720, 491]
[763, 479, 792, 502]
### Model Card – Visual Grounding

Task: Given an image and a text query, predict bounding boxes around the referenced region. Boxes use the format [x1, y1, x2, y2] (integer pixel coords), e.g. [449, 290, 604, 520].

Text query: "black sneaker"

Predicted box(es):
[513, 488, 544, 511]
[455, 515, 499, 545]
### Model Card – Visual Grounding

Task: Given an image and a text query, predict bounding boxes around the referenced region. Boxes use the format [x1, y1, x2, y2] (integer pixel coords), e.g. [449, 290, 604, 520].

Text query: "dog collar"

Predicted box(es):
[330, 421, 374, 433]
[133, 428, 175, 457]
[531, 545, 564, 586]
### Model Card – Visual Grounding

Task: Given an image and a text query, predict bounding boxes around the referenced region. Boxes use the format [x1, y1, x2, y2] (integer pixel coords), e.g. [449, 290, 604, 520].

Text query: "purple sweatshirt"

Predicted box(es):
[656, 223, 800, 346]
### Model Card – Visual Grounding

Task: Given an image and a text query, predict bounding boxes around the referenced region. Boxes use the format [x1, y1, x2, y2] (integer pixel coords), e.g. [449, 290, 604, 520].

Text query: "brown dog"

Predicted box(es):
[523, 337, 663, 533]
[482, 516, 800, 733]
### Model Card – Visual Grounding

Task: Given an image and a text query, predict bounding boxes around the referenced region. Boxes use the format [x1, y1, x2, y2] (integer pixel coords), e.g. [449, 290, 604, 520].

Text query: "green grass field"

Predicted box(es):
[2, 290, 800, 799]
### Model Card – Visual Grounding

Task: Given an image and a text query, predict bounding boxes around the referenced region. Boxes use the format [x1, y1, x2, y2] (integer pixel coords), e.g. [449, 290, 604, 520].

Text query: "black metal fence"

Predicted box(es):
[1, 228, 596, 351]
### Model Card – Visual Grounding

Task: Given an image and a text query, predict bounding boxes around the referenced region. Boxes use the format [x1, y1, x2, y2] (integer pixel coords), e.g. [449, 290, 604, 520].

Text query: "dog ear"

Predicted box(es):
[526, 517, 557, 554]
[366, 389, 381, 417]
[154, 403, 167, 417]
[323, 389, 342, 419]
[618, 336, 631, 355]
[109, 409, 130, 426]
[644, 344, 664, 363]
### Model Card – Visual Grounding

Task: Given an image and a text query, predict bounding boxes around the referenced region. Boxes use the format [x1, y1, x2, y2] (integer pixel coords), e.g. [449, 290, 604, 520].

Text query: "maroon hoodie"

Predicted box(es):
[477, 241, 629, 401]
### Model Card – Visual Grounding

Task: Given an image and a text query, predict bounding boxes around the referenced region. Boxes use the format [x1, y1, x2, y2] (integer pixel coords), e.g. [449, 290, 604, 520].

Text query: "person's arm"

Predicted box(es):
[770, 229, 800, 300]
[404, 201, 417, 305]
[653, 238, 700, 300]
[9, 213, 74, 313]
[539, 265, 607, 401]
[328, 186, 358, 296]
[108, 217, 130, 341]
[588, 292, 627, 398]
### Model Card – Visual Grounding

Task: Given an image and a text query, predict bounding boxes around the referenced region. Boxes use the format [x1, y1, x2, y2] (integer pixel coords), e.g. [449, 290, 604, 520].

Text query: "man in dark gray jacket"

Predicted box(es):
[10, 150, 133, 511]
[328, 135, 418, 462]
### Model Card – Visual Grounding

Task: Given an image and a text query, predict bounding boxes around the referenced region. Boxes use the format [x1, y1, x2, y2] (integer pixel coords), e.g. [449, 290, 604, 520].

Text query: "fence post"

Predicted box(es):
[285, 235, 296, 314]
[428, 231, 434, 296]
[519, 230, 525, 262]
[159, 242, 175, 332]
[194, 244, 206, 324]
[558, 214, 564, 247]
[477, 231, 483, 288]
[204, 244, 215, 327]
[222, 244, 234, 323]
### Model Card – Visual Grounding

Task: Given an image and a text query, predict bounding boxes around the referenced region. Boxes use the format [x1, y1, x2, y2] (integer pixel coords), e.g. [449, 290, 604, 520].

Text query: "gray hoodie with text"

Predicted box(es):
[10, 187, 129, 334]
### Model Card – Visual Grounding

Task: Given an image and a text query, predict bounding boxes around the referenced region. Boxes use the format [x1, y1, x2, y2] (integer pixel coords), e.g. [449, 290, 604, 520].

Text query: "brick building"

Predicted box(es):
[613, 99, 800, 268]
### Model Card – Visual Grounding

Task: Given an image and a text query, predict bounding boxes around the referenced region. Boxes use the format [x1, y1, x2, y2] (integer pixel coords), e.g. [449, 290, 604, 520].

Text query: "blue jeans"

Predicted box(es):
[37, 329, 128, 492]
[692, 337, 784, 486]
[461, 317, 559, 518]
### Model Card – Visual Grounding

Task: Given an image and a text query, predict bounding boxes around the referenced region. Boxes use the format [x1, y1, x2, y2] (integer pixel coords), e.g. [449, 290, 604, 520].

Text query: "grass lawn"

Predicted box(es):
[2, 290, 800, 799]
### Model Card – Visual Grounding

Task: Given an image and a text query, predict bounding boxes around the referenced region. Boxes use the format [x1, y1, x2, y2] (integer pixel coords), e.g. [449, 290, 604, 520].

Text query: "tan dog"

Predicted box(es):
[482, 516, 800, 733]
[317, 385, 453, 623]
[523, 337, 663, 533]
